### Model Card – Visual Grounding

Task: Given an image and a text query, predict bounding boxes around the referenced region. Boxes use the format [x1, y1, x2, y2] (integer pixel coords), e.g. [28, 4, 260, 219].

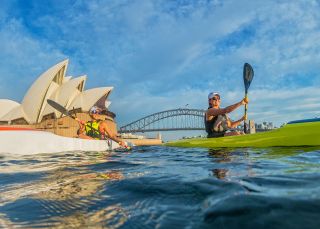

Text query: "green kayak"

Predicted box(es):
[166, 120, 320, 148]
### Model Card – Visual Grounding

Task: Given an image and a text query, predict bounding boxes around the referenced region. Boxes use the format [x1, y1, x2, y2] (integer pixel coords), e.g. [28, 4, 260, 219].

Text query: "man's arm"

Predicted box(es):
[100, 122, 127, 147]
[228, 115, 246, 128]
[207, 98, 248, 116]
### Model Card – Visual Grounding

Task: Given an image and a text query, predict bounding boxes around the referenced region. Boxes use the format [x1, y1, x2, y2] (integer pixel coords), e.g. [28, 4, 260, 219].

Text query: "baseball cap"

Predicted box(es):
[208, 92, 220, 99]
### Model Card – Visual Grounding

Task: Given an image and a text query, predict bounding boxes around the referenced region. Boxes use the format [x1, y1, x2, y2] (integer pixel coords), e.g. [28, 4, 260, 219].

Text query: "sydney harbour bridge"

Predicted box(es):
[119, 108, 206, 133]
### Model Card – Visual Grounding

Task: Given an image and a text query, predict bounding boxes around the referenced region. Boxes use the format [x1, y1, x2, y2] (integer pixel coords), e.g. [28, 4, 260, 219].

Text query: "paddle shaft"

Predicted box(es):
[244, 94, 248, 133]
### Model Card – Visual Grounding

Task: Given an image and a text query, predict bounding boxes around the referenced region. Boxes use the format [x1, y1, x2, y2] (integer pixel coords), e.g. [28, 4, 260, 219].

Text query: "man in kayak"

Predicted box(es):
[77, 106, 127, 147]
[205, 92, 248, 137]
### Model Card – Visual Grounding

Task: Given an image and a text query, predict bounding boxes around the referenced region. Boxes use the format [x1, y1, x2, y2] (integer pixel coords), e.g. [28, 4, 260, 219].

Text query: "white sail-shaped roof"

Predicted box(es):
[0, 59, 115, 124]
[21, 59, 68, 123]
[68, 87, 113, 112]
[63, 76, 72, 83]
[40, 76, 86, 119]
[0, 105, 28, 123]
[0, 99, 20, 120]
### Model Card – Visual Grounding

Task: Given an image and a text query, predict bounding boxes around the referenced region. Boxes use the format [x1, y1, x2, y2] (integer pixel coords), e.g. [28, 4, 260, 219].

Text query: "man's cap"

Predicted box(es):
[208, 92, 220, 99]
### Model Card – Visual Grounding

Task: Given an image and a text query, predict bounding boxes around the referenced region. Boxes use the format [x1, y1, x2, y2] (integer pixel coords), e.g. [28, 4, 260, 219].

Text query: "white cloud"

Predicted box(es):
[242, 86, 320, 126]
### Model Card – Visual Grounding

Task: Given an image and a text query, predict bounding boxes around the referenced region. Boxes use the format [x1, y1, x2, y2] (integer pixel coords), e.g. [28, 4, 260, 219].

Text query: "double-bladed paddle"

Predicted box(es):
[243, 63, 254, 133]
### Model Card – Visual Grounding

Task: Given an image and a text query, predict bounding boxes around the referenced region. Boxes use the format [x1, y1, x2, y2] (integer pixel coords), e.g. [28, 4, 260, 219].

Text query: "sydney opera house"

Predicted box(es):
[0, 59, 116, 137]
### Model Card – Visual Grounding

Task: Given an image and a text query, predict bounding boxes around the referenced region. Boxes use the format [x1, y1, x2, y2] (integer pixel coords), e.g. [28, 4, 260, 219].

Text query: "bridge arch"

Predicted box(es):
[119, 108, 206, 133]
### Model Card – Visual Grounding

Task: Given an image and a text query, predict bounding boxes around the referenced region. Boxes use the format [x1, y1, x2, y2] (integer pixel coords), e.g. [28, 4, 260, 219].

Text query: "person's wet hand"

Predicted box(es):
[239, 115, 247, 121]
[243, 114, 248, 121]
[119, 141, 128, 148]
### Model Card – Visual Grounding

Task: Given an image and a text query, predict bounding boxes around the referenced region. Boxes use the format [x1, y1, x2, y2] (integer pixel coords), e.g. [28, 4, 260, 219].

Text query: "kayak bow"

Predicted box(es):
[0, 128, 121, 155]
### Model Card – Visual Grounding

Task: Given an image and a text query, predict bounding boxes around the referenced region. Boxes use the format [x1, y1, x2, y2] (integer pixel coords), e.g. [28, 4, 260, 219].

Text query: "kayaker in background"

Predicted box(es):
[78, 106, 127, 147]
[205, 92, 248, 138]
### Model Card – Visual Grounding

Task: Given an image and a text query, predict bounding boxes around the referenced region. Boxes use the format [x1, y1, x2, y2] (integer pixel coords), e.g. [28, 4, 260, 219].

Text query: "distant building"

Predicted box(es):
[157, 132, 162, 140]
[0, 59, 113, 125]
[255, 121, 275, 131]
[120, 133, 145, 139]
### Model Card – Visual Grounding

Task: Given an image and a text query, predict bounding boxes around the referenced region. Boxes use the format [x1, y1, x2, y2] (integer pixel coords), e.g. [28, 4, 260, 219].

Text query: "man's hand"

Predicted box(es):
[119, 141, 128, 148]
[241, 97, 249, 105]
[75, 117, 86, 125]
[242, 114, 248, 121]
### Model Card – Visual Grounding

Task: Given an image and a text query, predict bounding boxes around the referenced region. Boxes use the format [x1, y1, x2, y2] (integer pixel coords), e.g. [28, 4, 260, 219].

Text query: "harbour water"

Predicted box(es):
[1, 146, 320, 228]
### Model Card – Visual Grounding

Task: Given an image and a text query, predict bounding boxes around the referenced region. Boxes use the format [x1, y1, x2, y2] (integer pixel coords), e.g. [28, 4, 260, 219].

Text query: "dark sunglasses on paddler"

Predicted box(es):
[90, 110, 102, 114]
[89, 108, 103, 115]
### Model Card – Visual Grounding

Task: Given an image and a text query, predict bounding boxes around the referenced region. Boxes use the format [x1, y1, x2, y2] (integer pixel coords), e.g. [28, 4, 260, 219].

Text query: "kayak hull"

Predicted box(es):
[166, 121, 320, 148]
[0, 130, 120, 155]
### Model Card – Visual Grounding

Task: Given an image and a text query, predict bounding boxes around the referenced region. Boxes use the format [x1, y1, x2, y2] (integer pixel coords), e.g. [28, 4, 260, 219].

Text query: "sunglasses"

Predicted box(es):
[90, 110, 102, 114]
[209, 97, 220, 101]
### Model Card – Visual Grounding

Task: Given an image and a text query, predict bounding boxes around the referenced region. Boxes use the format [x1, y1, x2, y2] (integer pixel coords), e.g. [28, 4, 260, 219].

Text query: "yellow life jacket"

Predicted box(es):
[85, 121, 101, 139]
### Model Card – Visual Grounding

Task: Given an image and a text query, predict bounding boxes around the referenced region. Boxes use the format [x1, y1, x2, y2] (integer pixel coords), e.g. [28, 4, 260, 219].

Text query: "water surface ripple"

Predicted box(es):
[1, 146, 320, 228]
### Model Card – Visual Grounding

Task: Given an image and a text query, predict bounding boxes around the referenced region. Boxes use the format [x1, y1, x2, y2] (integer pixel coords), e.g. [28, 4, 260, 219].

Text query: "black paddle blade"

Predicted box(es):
[47, 99, 70, 117]
[243, 63, 254, 93]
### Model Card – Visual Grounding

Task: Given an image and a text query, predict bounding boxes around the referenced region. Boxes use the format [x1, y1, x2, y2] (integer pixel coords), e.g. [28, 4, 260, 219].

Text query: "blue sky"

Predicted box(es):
[1, 0, 320, 135]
